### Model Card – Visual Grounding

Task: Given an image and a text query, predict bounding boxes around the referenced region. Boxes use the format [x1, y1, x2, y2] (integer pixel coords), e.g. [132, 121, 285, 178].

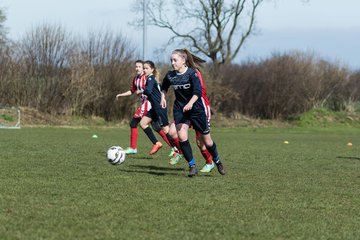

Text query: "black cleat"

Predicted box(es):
[216, 163, 226, 175]
[188, 165, 198, 177]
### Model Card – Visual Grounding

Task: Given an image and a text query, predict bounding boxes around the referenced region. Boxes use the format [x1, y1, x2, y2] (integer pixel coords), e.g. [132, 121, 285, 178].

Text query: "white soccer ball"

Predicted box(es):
[106, 146, 126, 165]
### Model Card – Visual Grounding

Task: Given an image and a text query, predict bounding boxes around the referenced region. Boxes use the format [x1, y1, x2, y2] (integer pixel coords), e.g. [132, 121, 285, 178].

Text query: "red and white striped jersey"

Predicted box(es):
[130, 74, 152, 118]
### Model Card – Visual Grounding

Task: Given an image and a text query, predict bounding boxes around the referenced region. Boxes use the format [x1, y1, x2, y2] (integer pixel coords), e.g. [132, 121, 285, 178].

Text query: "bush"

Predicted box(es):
[1, 23, 360, 123]
[0, 23, 138, 121]
[214, 51, 358, 119]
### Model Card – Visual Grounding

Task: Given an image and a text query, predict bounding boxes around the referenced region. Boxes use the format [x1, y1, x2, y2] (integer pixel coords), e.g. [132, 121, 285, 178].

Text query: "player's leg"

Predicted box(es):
[196, 130, 214, 173]
[168, 122, 183, 165]
[201, 133, 225, 175]
[167, 122, 182, 153]
[140, 114, 163, 155]
[167, 122, 178, 156]
[124, 117, 140, 154]
[151, 121, 173, 149]
[176, 123, 197, 177]
[191, 110, 225, 175]
[125, 100, 151, 154]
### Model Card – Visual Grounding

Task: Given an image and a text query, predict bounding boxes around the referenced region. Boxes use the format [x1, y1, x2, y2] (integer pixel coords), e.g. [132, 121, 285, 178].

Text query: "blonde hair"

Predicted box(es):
[172, 48, 206, 70]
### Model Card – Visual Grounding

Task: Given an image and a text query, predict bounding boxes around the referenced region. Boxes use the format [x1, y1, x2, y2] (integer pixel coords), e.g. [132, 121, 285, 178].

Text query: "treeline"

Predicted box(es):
[214, 52, 360, 119]
[0, 23, 359, 121]
[0, 24, 138, 121]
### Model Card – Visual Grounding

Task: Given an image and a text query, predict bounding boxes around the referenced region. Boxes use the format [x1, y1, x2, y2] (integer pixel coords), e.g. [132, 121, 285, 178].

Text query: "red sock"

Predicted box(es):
[201, 149, 213, 165]
[130, 128, 138, 149]
[158, 130, 172, 148]
[172, 137, 182, 154]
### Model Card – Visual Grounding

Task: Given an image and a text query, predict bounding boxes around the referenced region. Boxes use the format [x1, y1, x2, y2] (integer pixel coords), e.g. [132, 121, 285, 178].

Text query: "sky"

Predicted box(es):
[1, 0, 360, 69]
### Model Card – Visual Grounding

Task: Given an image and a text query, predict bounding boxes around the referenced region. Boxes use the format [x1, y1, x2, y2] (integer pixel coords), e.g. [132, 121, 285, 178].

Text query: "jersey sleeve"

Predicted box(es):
[130, 76, 136, 93]
[161, 73, 170, 93]
[190, 70, 202, 98]
[143, 75, 155, 97]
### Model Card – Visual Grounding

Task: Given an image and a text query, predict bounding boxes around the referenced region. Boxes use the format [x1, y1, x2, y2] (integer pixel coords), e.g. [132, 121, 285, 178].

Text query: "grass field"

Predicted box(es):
[1, 126, 360, 239]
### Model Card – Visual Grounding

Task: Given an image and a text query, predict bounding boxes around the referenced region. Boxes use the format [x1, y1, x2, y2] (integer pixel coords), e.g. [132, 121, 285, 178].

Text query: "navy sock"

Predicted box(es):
[207, 142, 220, 164]
[188, 159, 195, 167]
[143, 127, 158, 145]
[179, 140, 194, 165]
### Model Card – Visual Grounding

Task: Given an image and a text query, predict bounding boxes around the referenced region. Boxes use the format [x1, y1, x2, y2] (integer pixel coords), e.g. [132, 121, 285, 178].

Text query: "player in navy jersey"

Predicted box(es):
[139, 60, 183, 156]
[161, 49, 225, 177]
[116, 60, 172, 155]
[167, 68, 215, 172]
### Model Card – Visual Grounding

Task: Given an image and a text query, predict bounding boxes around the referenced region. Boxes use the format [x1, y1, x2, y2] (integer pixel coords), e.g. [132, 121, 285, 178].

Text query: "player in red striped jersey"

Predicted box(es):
[194, 68, 215, 173]
[116, 60, 172, 154]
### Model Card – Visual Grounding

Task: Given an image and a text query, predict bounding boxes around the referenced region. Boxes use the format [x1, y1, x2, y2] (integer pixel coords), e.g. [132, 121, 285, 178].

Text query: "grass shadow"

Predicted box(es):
[130, 164, 184, 171]
[336, 156, 360, 161]
[115, 164, 185, 176]
[118, 169, 180, 176]
[119, 164, 213, 177]
[128, 156, 154, 160]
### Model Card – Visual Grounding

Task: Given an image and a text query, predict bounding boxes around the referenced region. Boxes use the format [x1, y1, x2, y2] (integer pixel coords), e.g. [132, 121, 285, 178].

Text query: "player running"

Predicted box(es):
[167, 67, 214, 173]
[116, 60, 172, 155]
[139, 60, 183, 158]
[161, 49, 226, 177]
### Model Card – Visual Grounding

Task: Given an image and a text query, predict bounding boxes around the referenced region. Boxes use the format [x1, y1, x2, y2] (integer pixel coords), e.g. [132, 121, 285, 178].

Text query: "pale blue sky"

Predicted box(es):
[1, 0, 359, 69]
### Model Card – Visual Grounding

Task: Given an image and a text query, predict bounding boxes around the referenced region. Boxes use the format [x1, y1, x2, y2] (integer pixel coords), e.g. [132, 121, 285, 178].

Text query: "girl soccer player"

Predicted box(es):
[139, 60, 183, 156]
[116, 60, 172, 155]
[167, 68, 214, 173]
[161, 49, 226, 177]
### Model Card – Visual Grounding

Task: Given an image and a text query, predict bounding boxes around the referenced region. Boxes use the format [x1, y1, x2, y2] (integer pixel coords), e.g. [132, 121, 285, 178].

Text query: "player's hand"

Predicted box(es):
[115, 94, 121, 100]
[161, 96, 167, 108]
[136, 90, 142, 95]
[183, 103, 193, 112]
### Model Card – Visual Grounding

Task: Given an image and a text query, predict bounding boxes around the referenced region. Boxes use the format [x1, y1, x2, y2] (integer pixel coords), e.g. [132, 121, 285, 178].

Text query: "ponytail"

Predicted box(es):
[172, 48, 206, 70]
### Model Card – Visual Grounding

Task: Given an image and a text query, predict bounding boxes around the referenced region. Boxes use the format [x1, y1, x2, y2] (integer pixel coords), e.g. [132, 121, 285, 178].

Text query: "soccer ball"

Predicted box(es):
[106, 146, 126, 165]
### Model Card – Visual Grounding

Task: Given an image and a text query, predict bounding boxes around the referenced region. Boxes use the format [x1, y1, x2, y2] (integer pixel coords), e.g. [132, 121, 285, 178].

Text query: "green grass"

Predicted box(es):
[296, 108, 360, 128]
[1, 127, 360, 239]
[0, 114, 14, 122]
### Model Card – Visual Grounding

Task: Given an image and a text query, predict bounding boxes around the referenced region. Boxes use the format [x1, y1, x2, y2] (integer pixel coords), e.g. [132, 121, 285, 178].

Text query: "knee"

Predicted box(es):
[168, 127, 177, 139]
[162, 125, 169, 135]
[202, 135, 213, 148]
[129, 118, 139, 128]
[195, 138, 202, 149]
[151, 121, 161, 132]
[177, 131, 188, 142]
[139, 122, 148, 129]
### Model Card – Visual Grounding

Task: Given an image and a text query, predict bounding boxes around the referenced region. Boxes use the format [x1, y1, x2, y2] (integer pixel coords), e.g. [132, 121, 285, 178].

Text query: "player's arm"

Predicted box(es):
[142, 75, 155, 97]
[183, 71, 202, 112]
[116, 76, 137, 99]
[183, 95, 198, 112]
[161, 91, 167, 109]
[160, 74, 170, 109]
[116, 90, 132, 100]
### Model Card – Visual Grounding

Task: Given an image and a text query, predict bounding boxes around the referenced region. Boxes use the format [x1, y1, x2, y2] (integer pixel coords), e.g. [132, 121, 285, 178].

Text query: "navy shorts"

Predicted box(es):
[173, 104, 210, 135]
[146, 106, 169, 127]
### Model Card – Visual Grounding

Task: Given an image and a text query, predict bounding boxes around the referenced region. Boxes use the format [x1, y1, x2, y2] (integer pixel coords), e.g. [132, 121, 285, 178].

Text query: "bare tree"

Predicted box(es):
[133, 0, 263, 66]
[0, 6, 7, 44]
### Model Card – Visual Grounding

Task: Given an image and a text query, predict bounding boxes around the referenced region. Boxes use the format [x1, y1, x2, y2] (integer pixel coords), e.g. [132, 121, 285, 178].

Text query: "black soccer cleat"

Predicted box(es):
[188, 165, 198, 177]
[216, 163, 226, 175]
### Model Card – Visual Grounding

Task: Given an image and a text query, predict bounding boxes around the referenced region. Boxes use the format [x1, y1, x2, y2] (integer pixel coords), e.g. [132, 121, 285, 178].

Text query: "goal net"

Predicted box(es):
[0, 106, 21, 129]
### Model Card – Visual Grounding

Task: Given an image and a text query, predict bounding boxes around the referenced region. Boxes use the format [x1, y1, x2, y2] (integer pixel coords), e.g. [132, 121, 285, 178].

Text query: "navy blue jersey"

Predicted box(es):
[143, 74, 162, 110]
[161, 67, 202, 110]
